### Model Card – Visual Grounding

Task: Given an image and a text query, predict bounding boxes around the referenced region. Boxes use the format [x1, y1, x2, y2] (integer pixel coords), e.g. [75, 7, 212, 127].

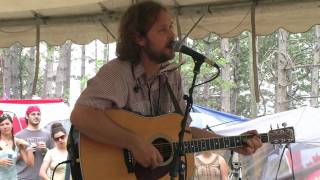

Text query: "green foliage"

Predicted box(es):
[80, 75, 90, 91]
[19, 53, 30, 97]
[180, 27, 318, 116]
[63, 89, 70, 103]
[95, 58, 105, 70]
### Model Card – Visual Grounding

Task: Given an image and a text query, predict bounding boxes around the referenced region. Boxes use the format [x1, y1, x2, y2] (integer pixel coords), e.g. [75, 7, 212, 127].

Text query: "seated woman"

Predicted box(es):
[0, 113, 34, 180]
[193, 151, 229, 180]
[39, 122, 71, 180]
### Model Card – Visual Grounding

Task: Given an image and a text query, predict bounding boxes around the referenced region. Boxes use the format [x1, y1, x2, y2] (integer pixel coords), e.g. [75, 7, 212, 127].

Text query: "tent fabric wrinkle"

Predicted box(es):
[0, 0, 319, 47]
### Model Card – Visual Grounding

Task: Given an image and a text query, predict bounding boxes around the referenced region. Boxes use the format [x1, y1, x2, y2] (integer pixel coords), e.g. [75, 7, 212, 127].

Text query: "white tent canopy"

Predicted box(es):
[0, 0, 320, 47]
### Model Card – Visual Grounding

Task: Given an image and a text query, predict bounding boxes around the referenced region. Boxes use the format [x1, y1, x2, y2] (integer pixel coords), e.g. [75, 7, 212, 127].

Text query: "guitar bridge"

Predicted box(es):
[123, 149, 135, 173]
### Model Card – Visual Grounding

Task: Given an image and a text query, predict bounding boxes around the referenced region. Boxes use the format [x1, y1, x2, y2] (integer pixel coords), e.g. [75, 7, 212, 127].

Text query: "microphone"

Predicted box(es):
[172, 41, 216, 67]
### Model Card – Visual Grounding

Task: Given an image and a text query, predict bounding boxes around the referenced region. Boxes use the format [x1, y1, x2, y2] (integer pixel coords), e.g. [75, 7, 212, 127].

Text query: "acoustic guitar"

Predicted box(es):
[78, 109, 295, 180]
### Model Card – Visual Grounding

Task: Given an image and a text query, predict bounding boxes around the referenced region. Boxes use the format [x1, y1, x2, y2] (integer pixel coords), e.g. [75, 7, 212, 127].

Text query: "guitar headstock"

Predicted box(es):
[268, 127, 295, 144]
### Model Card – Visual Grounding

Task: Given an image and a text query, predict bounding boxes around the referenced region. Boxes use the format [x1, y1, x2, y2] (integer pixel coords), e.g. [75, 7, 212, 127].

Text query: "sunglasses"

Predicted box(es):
[53, 135, 65, 142]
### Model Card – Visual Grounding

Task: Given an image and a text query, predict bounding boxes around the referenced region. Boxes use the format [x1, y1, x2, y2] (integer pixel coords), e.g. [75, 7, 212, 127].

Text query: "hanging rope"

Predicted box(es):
[175, 8, 184, 70]
[99, 19, 117, 41]
[179, 13, 205, 44]
[251, 0, 260, 102]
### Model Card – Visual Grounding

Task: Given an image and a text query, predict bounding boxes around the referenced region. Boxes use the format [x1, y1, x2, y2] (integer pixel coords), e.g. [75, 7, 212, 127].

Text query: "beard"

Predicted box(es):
[27, 119, 40, 127]
[142, 39, 175, 64]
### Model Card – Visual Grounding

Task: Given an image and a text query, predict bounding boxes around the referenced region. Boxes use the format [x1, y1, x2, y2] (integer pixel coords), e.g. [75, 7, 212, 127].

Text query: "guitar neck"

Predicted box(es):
[173, 133, 269, 153]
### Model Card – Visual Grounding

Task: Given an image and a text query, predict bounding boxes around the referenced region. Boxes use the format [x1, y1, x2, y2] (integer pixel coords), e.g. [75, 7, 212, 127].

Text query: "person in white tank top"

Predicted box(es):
[39, 123, 71, 180]
[193, 151, 229, 180]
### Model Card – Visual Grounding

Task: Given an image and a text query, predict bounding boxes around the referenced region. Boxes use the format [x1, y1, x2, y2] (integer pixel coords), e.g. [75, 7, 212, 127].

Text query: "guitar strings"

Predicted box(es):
[151, 142, 244, 155]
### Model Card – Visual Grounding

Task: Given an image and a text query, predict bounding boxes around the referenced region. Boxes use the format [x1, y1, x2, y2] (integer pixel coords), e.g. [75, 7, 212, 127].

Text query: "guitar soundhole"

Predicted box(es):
[152, 138, 172, 163]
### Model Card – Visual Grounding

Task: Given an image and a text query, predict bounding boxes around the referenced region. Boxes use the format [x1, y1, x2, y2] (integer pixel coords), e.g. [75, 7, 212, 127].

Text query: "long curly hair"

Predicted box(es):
[0, 114, 16, 150]
[116, 1, 167, 64]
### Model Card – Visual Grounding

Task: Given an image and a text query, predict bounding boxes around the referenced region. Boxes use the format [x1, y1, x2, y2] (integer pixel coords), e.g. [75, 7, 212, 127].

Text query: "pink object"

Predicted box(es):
[25, 105, 41, 116]
[13, 116, 27, 135]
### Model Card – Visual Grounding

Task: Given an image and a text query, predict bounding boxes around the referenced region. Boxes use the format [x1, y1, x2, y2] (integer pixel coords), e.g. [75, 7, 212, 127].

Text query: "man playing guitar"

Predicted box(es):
[70, 1, 262, 179]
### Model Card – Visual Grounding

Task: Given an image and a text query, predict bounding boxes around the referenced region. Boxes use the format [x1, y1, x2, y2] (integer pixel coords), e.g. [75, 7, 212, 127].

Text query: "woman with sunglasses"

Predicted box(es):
[0, 113, 34, 180]
[39, 122, 70, 180]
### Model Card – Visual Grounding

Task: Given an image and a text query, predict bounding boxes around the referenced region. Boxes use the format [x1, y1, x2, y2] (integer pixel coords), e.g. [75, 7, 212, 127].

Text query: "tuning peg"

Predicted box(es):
[282, 122, 287, 128]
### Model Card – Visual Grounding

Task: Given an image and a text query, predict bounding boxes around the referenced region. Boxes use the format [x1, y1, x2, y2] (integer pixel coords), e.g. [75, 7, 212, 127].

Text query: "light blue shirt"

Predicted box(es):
[0, 146, 19, 180]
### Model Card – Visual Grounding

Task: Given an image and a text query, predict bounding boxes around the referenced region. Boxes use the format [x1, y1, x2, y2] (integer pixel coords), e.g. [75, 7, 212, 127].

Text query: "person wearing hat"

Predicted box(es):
[15, 106, 55, 180]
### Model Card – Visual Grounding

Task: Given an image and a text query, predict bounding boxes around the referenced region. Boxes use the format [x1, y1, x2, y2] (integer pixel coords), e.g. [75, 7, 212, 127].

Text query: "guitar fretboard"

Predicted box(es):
[173, 134, 269, 153]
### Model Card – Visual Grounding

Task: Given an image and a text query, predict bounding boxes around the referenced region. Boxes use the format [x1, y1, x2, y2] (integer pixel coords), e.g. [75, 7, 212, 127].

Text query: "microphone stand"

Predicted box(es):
[169, 58, 204, 180]
[228, 150, 242, 180]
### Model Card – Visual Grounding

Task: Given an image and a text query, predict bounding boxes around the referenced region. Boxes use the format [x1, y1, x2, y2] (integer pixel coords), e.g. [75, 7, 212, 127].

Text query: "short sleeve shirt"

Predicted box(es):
[76, 59, 187, 117]
[16, 129, 55, 180]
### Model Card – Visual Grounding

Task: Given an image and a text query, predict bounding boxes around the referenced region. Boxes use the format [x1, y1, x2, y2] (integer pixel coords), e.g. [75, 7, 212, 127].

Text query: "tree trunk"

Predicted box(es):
[80, 45, 86, 92]
[103, 43, 109, 64]
[3, 43, 23, 99]
[2, 51, 10, 99]
[63, 42, 72, 102]
[220, 38, 231, 113]
[55, 41, 72, 99]
[276, 29, 289, 112]
[94, 40, 98, 72]
[249, 33, 258, 117]
[231, 37, 241, 114]
[25, 48, 35, 98]
[311, 25, 320, 107]
[0, 56, 3, 96]
[42, 45, 55, 98]
[203, 41, 212, 107]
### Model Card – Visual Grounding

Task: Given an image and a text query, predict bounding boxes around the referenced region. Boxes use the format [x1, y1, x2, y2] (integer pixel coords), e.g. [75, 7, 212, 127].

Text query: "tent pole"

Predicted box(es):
[251, 0, 260, 103]
[175, 9, 183, 71]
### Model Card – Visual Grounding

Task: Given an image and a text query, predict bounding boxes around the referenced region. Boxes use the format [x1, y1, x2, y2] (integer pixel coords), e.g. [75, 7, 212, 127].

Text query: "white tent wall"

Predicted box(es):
[0, 100, 71, 129]
[213, 106, 320, 179]
[0, 0, 320, 47]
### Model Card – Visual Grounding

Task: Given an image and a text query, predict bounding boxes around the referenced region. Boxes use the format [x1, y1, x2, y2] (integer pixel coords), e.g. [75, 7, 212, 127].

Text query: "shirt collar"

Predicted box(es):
[133, 61, 180, 80]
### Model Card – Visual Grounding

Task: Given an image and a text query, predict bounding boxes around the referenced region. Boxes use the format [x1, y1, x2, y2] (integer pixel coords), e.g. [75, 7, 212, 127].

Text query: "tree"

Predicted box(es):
[275, 29, 290, 112]
[25, 48, 35, 98]
[231, 37, 241, 114]
[220, 38, 232, 113]
[42, 45, 55, 98]
[310, 25, 320, 107]
[80, 45, 86, 92]
[249, 33, 258, 117]
[55, 41, 72, 100]
[3, 43, 23, 99]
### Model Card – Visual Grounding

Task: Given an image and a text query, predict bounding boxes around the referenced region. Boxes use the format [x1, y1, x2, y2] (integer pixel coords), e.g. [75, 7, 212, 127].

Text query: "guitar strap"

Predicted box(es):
[64, 163, 71, 180]
[67, 125, 83, 180]
[165, 79, 183, 115]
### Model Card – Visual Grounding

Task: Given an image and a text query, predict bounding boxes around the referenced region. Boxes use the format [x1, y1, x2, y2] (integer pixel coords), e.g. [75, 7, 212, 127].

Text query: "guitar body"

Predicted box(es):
[79, 109, 194, 180]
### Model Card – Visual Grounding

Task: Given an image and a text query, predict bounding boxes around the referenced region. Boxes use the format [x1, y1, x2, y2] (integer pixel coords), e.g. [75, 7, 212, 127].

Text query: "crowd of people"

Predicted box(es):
[0, 106, 70, 180]
[1, 104, 231, 180]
